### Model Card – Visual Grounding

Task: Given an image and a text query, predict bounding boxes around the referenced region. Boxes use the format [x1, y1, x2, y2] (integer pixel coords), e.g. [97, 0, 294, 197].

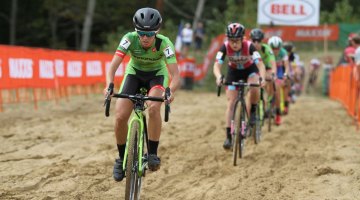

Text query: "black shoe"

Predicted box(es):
[113, 158, 124, 182]
[223, 138, 232, 149]
[148, 154, 161, 171]
[249, 113, 256, 127]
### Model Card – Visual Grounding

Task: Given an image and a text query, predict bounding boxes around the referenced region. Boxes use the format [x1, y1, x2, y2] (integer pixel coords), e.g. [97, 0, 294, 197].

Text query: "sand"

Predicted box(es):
[1, 90, 360, 200]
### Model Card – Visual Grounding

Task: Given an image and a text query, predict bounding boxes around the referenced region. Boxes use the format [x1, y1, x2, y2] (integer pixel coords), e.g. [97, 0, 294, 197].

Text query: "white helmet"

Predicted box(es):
[268, 36, 283, 49]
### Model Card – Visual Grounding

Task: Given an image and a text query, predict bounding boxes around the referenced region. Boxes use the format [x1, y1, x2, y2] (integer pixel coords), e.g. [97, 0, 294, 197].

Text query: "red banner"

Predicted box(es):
[0, 45, 129, 90]
[245, 25, 339, 42]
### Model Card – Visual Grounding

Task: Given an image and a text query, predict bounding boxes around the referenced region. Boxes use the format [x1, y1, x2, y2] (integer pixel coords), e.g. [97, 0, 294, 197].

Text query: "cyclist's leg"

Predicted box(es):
[225, 88, 238, 149]
[275, 66, 284, 125]
[113, 73, 140, 181]
[283, 79, 290, 114]
[247, 66, 260, 126]
[264, 69, 274, 113]
[224, 68, 240, 149]
[145, 68, 168, 170]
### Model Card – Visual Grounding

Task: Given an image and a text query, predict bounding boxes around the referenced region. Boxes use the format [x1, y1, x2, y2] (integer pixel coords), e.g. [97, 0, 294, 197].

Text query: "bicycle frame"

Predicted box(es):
[231, 85, 249, 138]
[123, 109, 147, 177]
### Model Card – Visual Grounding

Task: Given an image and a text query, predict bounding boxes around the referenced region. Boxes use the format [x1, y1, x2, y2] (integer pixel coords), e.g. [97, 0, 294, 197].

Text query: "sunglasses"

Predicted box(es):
[229, 38, 242, 43]
[137, 31, 156, 37]
[252, 39, 262, 43]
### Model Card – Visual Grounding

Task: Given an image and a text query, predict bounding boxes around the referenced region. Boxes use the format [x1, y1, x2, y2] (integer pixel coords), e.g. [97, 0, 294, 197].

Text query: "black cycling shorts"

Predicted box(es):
[226, 64, 259, 83]
[119, 68, 166, 95]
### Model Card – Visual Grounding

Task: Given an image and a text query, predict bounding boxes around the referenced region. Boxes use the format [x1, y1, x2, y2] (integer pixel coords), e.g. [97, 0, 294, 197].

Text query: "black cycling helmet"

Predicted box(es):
[226, 23, 245, 38]
[283, 42, 294, 52]
[133, 7, 162, 31]
[250, 28, 264, 41]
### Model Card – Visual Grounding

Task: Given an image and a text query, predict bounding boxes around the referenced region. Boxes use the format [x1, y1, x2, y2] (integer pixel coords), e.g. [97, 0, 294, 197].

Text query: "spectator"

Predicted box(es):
[181, 23, 193, 58]
[344, 33, 357, 65]
[353, 35, 360, 86]
[194, 21, 205, 55]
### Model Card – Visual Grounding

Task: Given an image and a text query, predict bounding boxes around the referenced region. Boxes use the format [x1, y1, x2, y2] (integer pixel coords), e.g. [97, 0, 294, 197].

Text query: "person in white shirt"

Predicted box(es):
[181, 23, 193, 57]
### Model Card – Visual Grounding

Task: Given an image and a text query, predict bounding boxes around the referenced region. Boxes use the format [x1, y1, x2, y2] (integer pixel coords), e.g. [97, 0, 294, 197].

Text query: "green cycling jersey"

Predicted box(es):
[274, 47, 288, 67]
[259, 43, 275, 70]
[117, 31, 177, 75]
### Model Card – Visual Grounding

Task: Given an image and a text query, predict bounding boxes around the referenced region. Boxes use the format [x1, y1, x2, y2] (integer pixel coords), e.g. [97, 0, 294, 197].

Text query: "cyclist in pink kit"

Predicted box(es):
[213, 23, 265, 149]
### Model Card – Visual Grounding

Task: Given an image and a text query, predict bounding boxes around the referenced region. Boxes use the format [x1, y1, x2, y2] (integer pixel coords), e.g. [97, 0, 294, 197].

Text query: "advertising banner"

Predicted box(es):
[257, 0, 320, 26]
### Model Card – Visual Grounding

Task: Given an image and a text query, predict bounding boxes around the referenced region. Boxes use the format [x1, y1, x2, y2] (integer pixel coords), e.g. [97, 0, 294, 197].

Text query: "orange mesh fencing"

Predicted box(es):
[329, 65, 360, 128]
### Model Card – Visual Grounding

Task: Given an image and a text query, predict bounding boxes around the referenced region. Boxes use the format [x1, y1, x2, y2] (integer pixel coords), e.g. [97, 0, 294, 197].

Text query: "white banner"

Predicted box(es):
[9, 58, 33, 78]
[39, 60, 55, 79]
[257, 0, 320, 26]
[67, 61, 82, 78]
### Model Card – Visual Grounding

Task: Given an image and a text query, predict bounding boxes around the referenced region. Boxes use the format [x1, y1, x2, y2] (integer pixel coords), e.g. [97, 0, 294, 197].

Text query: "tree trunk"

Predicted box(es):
[192, 0, 205, 30]
[10, 0, 17, 45]
[49, 14, 58, 49]
[81, 0, 96, 51]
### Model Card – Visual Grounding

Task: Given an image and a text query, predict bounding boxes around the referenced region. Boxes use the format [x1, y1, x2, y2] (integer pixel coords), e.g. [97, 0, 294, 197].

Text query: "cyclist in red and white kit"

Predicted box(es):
[213, 23, 266, 149]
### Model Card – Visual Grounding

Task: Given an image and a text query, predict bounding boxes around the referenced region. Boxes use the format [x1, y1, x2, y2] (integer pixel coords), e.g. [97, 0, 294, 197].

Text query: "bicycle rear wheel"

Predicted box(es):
[125, 121, 142, 200]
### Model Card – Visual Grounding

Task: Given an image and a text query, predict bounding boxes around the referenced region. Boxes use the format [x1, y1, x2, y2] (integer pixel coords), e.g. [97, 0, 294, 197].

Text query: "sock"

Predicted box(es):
[226, 127, 231, 139]
[276, 108, 281, 115]
[285, 101, 289, 107]
[251, 104, 257, 114]
[117, 144, 126, 160]
[149, 140, 159, 155]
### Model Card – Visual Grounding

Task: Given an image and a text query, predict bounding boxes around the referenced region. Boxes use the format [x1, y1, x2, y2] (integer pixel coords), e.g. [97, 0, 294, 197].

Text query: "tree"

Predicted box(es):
[9, 0, 17, 45]
[81, 0, 96, 51]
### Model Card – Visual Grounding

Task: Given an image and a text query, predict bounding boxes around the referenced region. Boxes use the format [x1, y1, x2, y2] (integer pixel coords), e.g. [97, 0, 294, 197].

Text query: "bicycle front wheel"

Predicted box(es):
[125, 121, 141, 200]
[232, 100, 240, 166]
[238, 104, 247, 159]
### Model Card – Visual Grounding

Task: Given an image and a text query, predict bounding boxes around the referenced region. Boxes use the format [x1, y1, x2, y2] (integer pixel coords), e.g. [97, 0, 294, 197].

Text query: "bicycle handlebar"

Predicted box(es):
[104, 83, 170, 122]
[112, 93, 164, 102]
[217, 75, 261, 97]
[222, 81, 260, 87]
[164, 87, 171, 122]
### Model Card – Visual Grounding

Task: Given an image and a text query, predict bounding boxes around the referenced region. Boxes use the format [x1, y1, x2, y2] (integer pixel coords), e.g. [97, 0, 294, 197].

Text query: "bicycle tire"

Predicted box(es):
[125, 121, 141, 200]
[238, 104, 247, 159]
[232, 100, 240, 166]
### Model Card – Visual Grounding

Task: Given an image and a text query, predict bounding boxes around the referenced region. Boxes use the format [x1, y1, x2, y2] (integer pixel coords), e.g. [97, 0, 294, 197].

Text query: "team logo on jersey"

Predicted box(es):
[119, 38, 131, 50]
[152, 47, 156, 52]
[228, 55, 252, 64]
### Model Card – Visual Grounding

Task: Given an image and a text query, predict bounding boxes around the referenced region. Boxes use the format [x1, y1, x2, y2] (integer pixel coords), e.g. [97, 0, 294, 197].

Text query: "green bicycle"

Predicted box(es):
[104, 83, 170, 200]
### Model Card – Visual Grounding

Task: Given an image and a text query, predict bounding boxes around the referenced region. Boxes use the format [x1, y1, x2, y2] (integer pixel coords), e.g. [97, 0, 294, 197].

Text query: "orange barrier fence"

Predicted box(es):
[0, 45, 130, 111]
[329, 65, 360, 126]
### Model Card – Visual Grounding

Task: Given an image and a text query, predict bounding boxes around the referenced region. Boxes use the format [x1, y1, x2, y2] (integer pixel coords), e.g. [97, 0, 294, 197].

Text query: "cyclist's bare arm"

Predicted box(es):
[167, 63, 180, 102]
[284, 58, 290, 77]
[213, 62, 223, 85]
[106, 55, 124, 87]
[256, 60, 266, 81]
[270, 60, 277, 77]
